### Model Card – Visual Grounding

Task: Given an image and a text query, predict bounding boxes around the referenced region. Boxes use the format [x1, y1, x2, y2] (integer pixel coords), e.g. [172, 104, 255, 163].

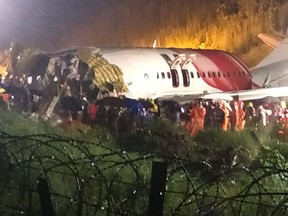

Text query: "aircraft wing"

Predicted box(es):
[158, 86, 288, 103]
[209, 86, 288, 101]
[227, 86, 288, 101]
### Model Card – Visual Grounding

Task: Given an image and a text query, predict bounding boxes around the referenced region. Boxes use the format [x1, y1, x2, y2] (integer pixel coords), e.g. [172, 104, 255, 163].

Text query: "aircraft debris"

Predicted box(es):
[0, 43, 129, 120]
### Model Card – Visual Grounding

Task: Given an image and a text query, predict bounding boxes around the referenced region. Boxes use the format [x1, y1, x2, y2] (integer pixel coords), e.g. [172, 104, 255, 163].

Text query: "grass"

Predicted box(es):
[1, 109, 288, 214]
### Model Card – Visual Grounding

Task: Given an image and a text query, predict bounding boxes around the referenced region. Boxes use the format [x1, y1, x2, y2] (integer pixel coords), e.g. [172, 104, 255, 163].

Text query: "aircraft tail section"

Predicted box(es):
[251, 27, 288, 87]
[257, 33, 282, 49]
[254, 28, 288, 68]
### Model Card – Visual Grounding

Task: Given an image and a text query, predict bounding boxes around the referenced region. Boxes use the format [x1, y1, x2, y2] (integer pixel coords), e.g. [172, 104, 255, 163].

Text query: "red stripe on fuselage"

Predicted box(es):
[171, 48, 252, 91]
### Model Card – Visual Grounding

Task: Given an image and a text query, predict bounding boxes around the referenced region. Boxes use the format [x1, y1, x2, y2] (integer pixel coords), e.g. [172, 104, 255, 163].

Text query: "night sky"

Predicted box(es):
[0, 0, 99, 50]
[0, 0, 286, 63]
[1, 0, 227, 51]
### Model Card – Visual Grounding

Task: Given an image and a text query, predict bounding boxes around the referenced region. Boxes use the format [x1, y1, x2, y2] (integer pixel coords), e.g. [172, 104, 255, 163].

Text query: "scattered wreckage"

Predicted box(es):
[0, 42, 129, 124]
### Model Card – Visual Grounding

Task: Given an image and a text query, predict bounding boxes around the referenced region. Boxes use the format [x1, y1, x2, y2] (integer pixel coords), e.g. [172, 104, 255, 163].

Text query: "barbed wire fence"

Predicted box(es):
[0, 132, 288, 215]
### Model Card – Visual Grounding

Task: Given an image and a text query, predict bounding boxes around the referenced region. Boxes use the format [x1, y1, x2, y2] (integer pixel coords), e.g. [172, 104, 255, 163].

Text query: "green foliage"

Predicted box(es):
[193, 129, 259, 162]
[0, 133, 155, 215]
[258, 146, 288, 169]
[57, 0, 288, 67]
[116, 119, 194, 154]
[194, 129, 257, 150]
[0, 109, 58, 135]
[2, 110, 288, 214]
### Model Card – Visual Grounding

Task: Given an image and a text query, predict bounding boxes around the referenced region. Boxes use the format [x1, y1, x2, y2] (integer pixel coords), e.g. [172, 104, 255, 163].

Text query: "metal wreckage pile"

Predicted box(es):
[0, 42, 129, 125]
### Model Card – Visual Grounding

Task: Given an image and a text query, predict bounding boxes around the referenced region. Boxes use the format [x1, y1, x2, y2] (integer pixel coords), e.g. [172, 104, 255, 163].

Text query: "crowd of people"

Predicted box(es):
[64, 95, 288, 137]
[184, 96, 288, 136]
[1, 44, 286, 138]
[1, 43, 287, 138]
[0, 81, 288, 138]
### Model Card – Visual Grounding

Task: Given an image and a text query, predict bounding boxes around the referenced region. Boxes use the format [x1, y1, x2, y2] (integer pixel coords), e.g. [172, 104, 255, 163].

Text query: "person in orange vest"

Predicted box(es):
[88, 102, 97, 124]
[188, 100, 206, 136]
[230, 96, 245, 131]
[236, 99, 245, 130]
[230, 96, 239, 130]
[185, 101, 195, 133]
[219, 100, 230, 131]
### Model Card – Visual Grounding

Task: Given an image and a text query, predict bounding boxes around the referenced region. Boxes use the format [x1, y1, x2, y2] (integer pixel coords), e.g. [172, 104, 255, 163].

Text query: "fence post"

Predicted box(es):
[148, 161, 168, 216]
[37, 177, 56, 216]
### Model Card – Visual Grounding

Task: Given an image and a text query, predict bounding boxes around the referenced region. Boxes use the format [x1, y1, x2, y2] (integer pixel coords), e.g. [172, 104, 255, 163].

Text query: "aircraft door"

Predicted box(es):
[170, 69, 179, 87]
[170, 54, 186, 88]
[181, 69, 189, 87]
[161, 53, 195, 88]
[180, 54, 196, 87]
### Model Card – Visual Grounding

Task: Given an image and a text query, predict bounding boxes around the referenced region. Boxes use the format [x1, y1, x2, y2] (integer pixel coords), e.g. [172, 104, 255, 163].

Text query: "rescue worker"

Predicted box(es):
[230, 96, 239, 130]
[214, 102, 225, 129]
[88, 101, 97, 124]
[244, 102, 256, 127]
[148, 98, 159, 117]
[237, 99, 245, 130]
[256, 105, 272, 129]
[188, 100, 206, 136]
[219, 100, 230, 131]
[281, 101, 288, 128]
[281, 101, 287, 110]
[203, 100, 215, 129]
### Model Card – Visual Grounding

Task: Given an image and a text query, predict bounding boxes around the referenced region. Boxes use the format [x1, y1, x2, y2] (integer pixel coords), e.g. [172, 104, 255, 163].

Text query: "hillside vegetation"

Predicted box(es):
[57, 0, 288, 67]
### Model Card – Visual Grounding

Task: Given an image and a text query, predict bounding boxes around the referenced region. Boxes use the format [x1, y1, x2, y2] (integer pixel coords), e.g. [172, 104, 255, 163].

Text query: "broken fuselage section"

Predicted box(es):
[0, 42, 128, 118]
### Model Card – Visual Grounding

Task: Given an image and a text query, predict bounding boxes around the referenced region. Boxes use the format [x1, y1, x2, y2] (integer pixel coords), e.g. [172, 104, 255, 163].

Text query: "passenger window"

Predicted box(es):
[161, 72, 165, 79]
[167, 72, 171, 79]
[208, 72, 211, 78]
[218, 72, 221, 77]
[144, 73, 149, 79]
[202, 72, 206, 78]
[190, 72, 194, 78]
[157, 73, 159, 79]
[213, 72, 216, 77]
[227, 72, 230, 77]
[223, 72, 226, 78]
[197, 72, 200, 78]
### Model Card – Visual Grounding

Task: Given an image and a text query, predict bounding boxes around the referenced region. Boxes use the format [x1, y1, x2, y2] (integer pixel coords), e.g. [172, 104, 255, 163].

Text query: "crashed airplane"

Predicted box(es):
[1, 42, 288, 120]
[0, 42, 129, 116]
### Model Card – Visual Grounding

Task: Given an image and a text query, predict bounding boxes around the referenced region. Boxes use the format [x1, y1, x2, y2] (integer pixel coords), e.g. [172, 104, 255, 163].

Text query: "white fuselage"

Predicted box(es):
[98, 48, 251, 99]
